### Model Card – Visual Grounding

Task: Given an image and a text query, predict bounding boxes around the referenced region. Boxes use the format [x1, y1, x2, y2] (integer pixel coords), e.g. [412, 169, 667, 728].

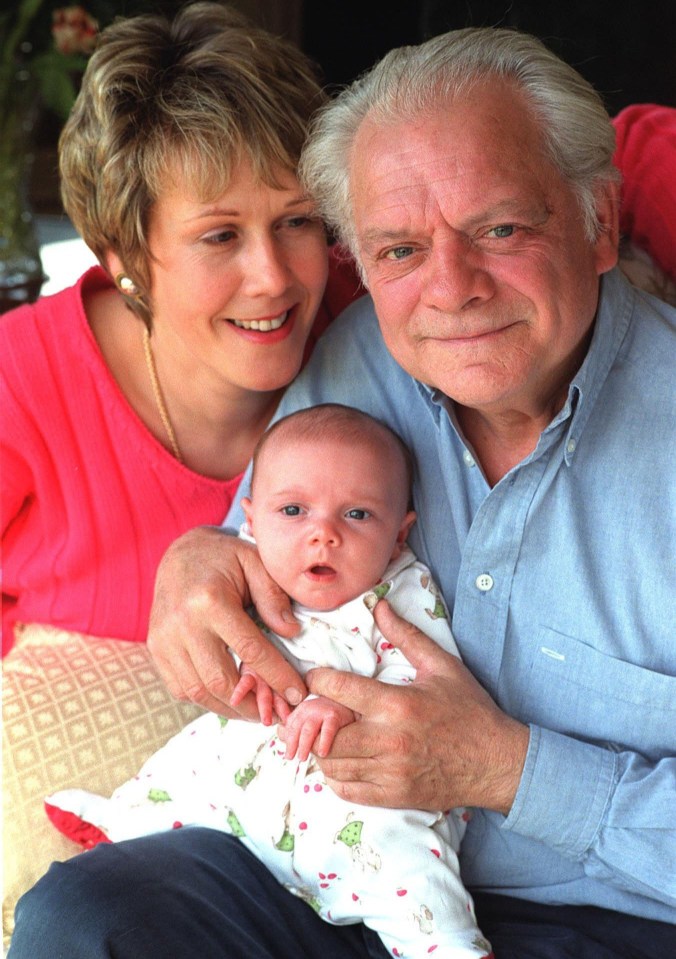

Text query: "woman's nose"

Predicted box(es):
[243, 235, 291, 298]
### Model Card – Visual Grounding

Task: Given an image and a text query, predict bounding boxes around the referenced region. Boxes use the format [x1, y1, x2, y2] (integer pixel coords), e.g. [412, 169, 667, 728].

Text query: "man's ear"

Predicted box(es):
[390, 510, 417, 560]
[592, 179, 621, 276]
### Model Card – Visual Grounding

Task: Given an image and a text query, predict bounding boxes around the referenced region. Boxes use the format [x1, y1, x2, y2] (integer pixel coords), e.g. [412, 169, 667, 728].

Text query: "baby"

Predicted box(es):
[47, 405, 493, 959]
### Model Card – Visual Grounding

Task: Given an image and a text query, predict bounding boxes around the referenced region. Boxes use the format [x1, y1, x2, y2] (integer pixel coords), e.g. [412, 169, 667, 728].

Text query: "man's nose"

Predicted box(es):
[421, 233, 495, 312]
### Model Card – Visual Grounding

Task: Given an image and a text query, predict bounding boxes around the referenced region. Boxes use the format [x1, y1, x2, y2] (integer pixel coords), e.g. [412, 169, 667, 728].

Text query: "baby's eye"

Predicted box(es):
[345, 508, 370, 520]
[486, 224, 515, 239]
[280, 505, 302, 516]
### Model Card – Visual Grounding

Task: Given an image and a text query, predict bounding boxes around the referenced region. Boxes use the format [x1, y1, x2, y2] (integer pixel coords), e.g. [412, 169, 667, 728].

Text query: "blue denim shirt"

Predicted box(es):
[227, 268, 676, 922]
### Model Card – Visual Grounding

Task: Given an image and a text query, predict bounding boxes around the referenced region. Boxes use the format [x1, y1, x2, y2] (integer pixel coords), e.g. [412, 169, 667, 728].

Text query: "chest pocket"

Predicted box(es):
[520, 628, 676, 760]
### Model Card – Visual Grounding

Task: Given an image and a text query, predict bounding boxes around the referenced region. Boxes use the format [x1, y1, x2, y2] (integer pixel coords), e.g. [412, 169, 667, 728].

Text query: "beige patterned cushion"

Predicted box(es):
[2, 624, 205, 950]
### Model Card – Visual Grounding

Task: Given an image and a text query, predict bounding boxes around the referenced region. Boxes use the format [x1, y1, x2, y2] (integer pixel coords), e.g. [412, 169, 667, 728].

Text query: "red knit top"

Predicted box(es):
[1, 251, 362, 654]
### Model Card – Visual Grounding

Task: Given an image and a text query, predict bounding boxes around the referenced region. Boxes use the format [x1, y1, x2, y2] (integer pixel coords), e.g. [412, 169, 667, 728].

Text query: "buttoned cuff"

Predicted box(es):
[502, 724, 618, 860]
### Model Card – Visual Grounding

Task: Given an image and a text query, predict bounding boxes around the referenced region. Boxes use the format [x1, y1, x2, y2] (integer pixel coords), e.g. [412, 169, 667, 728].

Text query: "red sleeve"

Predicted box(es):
[613, 104, 676, 281]
[303, 244, 365, 365]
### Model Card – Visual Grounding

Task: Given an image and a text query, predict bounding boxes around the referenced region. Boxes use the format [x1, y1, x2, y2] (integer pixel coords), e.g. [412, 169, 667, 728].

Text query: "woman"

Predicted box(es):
[1, 1, 359, 655]
[0, 2, 360, 942]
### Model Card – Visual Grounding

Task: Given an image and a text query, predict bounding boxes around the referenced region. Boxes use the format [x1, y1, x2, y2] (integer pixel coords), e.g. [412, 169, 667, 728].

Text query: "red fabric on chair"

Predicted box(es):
[613, 104, 676, 282]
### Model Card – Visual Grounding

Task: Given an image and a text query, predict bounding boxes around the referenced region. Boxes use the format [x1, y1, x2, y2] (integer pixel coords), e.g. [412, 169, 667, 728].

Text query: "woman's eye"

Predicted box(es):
[280, 505, 301, 516]
[204, 229, 236, 245]
[346, 508, 370, 520]
[487, 224, 515, 239]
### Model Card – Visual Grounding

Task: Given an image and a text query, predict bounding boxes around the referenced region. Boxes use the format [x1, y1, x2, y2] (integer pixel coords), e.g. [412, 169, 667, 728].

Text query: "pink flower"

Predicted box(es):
[52, 6, 98, 56]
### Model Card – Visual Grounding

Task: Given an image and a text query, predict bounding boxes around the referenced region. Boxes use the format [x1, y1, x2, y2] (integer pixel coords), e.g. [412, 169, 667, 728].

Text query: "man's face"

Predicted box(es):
[350, 82, 618, 420]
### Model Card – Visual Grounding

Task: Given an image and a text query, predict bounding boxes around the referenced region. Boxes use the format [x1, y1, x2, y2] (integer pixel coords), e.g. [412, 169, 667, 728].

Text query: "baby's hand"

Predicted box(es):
[230, 664, 292, 725]
[282, 696, 355, 761]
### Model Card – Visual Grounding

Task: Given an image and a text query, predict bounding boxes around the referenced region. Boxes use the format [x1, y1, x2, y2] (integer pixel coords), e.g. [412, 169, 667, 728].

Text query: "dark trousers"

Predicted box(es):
[9, 828, 675, 958]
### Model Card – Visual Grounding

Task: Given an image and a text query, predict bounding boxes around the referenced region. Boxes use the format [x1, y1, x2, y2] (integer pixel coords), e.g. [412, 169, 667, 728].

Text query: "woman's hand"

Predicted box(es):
[147, 526, 307, 718]
[307, 600, 530, 815]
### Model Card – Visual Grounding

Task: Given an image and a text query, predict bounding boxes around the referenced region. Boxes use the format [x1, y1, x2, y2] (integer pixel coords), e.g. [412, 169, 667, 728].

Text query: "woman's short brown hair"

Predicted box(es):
[59, 1, 325, 321]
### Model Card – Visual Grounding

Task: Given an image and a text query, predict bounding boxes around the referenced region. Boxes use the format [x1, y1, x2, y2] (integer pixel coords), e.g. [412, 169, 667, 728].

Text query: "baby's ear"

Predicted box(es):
[391, 510, 417, 560]
[240, 497, 254, 532]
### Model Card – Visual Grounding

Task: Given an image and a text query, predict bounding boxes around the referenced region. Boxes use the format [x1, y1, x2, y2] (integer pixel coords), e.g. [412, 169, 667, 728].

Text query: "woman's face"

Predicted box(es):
[144, 159, 329, 396]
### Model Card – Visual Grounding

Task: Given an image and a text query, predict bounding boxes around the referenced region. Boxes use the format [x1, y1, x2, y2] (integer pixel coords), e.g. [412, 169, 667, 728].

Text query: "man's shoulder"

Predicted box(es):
[611, 273, 676, 396]
[281, 294, 419, 417]
[577, 273, 676, 479]
[315, 293, 384, 349]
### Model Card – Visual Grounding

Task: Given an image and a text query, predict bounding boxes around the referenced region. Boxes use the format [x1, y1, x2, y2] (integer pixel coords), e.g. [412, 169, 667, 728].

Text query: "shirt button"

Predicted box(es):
[566, 439, 577, 454]
[463, 449, 476, 467]
[475, 573, 494, 592]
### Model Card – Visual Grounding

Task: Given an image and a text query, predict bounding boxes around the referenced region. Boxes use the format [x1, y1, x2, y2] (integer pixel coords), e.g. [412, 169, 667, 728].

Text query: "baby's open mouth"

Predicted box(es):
[309, 565, 335, 576]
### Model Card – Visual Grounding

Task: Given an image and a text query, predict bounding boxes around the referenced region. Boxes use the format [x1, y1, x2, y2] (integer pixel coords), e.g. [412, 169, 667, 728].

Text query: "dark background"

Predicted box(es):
[29, 0, 676, 215]
[302, 0, 676, 112]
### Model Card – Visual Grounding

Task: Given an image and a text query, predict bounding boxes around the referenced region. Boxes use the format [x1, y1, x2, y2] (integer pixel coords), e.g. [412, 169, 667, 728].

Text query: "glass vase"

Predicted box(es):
[0, 63, 45, 314]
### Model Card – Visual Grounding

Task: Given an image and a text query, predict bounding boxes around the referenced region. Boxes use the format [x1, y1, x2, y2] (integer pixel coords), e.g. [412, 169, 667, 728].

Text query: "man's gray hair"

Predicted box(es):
[300, 27, 620, 270]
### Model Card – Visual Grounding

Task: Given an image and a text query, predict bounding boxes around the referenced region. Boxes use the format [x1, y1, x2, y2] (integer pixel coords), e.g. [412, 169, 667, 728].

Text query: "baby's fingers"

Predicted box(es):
[230, 672, 256, 708]
[272, 691, 292, 724]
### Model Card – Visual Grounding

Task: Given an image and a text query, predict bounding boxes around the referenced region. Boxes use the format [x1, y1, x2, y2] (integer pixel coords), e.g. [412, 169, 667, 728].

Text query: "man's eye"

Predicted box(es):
[487, 224, 515, 239]
[285, 216, 311, 229]
[385, 246, 413, 261]
[281, 505, 301, 516]
[346, 508, 370, 520]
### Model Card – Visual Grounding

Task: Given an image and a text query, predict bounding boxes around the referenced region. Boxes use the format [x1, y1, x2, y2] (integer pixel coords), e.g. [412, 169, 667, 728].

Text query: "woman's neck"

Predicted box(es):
[87, 286, 284, 480]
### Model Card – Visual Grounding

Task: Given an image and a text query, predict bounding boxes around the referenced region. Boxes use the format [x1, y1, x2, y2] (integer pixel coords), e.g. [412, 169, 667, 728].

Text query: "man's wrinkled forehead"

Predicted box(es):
[352, 92, 551, 235]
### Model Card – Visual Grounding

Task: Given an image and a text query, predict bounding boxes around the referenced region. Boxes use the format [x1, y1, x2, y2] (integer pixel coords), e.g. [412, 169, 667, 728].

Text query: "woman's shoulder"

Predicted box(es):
[0, 267, 116, 421]
[0, 267, 109, 354]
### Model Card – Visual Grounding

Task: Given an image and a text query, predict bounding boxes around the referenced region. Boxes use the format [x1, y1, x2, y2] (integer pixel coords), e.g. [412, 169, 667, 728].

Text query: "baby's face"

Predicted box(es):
[243, 435, 415, 610]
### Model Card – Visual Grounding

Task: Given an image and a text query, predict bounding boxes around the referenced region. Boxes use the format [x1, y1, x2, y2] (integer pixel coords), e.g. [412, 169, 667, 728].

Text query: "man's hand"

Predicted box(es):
[281, 696, 355, 762]
[307, 601, 530, 815]
[147, 526, 307, 718]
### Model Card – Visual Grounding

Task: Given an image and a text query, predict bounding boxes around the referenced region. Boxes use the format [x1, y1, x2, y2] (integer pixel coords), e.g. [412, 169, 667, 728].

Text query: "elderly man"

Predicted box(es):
[9, 27, 675, 959]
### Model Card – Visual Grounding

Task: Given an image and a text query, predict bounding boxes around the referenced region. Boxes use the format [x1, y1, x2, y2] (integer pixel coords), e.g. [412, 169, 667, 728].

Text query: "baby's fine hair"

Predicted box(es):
[251, 404, 414, 499]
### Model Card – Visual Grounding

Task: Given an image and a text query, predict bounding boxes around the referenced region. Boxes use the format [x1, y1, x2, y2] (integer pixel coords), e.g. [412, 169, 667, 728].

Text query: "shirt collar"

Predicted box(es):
[557, 267, 635, 465]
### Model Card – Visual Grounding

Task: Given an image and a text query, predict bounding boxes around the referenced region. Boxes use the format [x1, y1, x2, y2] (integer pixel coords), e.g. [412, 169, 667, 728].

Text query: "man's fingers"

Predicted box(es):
[239, 545, 301, 640]
[184, 636, 260, 718]
[308, 636, 437, 719]
[223, 620, 307, 707]
[306, 667, 384, 716]
[148, 527, 307, 711]
[373, 600, 452, 674]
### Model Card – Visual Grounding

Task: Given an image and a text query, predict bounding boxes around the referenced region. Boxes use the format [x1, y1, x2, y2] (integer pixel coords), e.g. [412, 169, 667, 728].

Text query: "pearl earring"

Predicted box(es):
[115, 273, 140, 297]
